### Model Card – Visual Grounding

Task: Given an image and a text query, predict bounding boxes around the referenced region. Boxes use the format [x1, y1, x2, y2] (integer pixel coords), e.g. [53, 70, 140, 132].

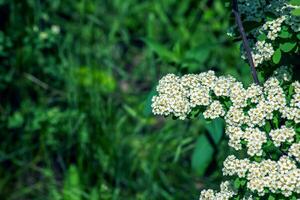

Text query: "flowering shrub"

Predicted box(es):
[151, 0, 300, 199]
[232, 0, 300, 69]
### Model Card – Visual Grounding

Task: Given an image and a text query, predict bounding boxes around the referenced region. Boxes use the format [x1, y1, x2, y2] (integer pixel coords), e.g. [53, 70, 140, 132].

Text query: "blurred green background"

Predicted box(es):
[0, 0, 252, 199]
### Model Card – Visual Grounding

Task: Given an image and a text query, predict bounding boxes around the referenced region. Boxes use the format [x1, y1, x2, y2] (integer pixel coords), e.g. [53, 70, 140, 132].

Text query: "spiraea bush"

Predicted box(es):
[0, 0, 246, 199]
[151, 0, 300, 199]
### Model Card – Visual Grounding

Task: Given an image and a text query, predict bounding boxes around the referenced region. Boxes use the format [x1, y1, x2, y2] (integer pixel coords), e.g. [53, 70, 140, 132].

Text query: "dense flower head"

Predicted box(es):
[252, 41, 274, 67]
[152, 71, 300, 199]
[221, 155, 300, 197]
[289, 142, 300, 162]
[203, 101, 225, 120]
[152, 72, 298, 125]
[269, 126, 296, 147]
[261, 16, 286, 40]
[199, 181, 236, 200]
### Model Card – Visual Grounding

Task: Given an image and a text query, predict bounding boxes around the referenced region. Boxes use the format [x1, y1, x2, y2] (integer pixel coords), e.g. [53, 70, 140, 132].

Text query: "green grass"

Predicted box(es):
[0, 0, 252, 199]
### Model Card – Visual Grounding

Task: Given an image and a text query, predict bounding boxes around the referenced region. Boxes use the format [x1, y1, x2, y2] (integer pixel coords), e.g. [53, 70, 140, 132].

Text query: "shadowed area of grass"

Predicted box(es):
[0, 0, 251, 199]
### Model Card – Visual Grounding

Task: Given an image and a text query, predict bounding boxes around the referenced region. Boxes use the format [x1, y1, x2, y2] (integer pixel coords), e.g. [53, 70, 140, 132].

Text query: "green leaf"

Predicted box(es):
[297, 33, 300, 40]
[291, 8, 300, 16]
[285, 120, 294, 127]
[264, 121, 271, 133]
[240, 179, 246, 187]
[257, 33, 267, 41]
[290, 195, 297, 200]
[280, 42, 296, 52]
[268, 195, 275, 200]
[296, 126, 300, 133]
[254, 156, 262, 162]
[184, 46, 211, 64]
[191, 135, 214, 176]
[74, 67, 116, 93]
[143, 88, 157, 116]
[273, 113, 279, 128]
[143, 38, 180, 63]
[278, 29, 292, 39]
[205, 118, 224, 144]
[234, 178, 241, 189]
[8, 112, 24, 128]
[89, 187, 100, 200]
[289, 84, 295, 96]
[287, 84, 295, 101]
[272, 48, 281, 64]
[290, 0, 300, 5]
[63, 165, 82, 200]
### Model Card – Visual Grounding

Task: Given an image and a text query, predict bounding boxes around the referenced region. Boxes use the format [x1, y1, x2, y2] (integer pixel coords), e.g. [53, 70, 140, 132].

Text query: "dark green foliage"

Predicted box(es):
[0, 0, 247, 199]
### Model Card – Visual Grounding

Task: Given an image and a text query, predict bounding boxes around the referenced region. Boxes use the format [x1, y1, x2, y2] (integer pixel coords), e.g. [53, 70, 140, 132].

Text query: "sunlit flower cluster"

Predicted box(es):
[203, 101, 225, 120]
[199, 181, 236, 200]
[269, 126, 296, 147]
[221, 155, 300, 197]
[291, 81, 300, 108]
[252, 41, 274, 67]
[261, 16, 286, 40]
[151, 74, 190, 119]
[289, 142, 300, 162]
[152, 71, 217, 120]
[152, 72, 297, 123]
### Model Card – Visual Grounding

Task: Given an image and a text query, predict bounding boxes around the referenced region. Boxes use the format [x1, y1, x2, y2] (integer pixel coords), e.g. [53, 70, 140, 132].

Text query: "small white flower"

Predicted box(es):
[39, 32, 48, 40]
[51, 25, 60, 34]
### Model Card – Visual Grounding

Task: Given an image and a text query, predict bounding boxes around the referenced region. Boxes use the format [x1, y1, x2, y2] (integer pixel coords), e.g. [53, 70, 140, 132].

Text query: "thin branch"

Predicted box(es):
[24, 73, 65, 96]
[232, 0, 260, 85]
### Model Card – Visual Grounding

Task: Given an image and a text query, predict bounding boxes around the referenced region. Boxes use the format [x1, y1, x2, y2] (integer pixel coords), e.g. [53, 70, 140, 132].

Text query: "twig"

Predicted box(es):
[24, 73, 65, 96]
[24, 73, 49, 90]
[232, 0, 260, 85]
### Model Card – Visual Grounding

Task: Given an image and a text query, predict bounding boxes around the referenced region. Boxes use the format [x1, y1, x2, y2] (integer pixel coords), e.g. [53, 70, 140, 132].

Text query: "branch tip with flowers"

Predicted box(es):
[150, 0, 300, 199]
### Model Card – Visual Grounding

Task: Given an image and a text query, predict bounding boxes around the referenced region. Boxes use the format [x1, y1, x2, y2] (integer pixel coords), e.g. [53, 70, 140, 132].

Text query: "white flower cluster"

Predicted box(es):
[269, 126, 296, 147]
[203, 101, 225, 120]
[291, 81, 300, 108]
[153, 72, 294, 117]
[261, 16, 286, 40]
[199, 181, 236, 200]
[289, 142, 300, 162]
[222, 155, 300, 197]
[252, 41, 275, 67]
[152, 71, 300, 198]
[151, 74, 191, 119]
[152, 71, 217, 120]
[225, 126, 267, 156]
[236, 0, 300, 67]
[282, 80, 300, 123]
